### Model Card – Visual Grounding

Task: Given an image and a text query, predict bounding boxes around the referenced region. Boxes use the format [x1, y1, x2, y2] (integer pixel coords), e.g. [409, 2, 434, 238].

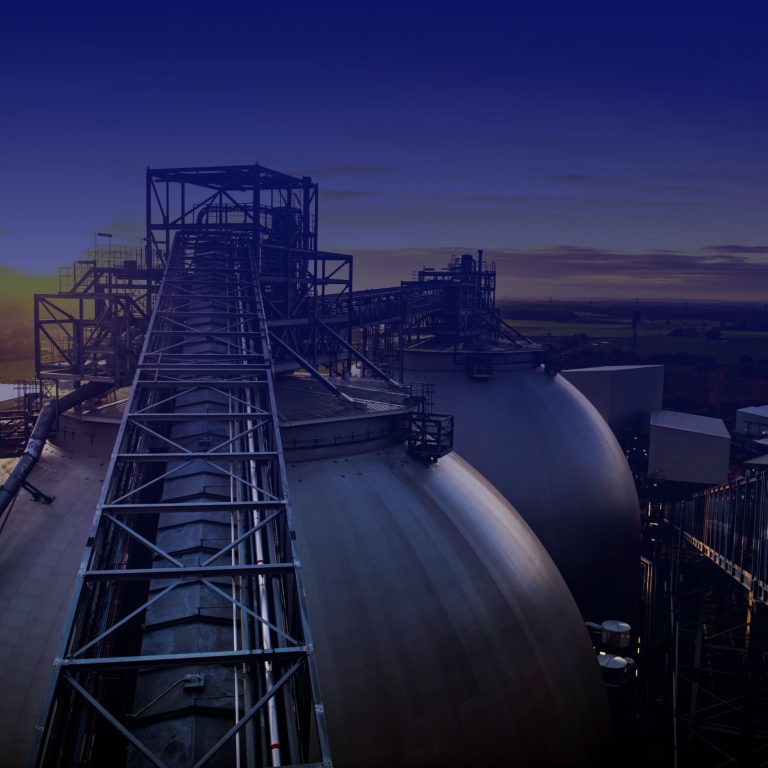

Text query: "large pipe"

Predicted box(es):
[0, 381, 111, 517]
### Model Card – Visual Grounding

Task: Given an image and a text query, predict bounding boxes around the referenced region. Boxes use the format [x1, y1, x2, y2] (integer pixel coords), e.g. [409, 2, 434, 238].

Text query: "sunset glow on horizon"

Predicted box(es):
[1, 2, 766, 300]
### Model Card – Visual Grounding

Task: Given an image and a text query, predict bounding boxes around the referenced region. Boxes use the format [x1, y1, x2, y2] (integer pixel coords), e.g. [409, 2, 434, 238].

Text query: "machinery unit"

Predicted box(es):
[736, 404, 768, 437]
[648, 410, 731, 486]
[561, 364, 665, 440]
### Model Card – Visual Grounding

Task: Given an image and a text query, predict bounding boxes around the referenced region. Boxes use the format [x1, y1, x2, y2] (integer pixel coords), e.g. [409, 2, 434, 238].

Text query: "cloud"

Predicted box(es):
[703, 244, 768, 254]
[351, 245, 768, 300]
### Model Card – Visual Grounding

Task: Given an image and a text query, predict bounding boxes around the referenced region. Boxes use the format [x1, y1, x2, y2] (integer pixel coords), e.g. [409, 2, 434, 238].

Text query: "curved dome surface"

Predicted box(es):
[287, 446, 610, 766]
[403, 354, 640, 624]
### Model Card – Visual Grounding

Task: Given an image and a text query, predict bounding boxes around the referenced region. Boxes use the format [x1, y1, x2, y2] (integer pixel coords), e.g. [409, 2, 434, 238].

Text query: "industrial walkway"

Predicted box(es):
[677, 470, 768, 602]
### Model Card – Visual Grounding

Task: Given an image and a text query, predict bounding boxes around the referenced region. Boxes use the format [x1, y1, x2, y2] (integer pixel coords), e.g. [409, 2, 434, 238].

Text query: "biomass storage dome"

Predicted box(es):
[279, 382, 612, 766]
[403, 345, 641, 624]
[38, 380, 613, 766]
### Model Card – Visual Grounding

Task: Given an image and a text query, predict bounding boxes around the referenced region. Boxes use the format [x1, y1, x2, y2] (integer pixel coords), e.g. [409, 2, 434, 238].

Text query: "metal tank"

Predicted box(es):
[279, 380, 612, 766]
[402, 345, 641, 625]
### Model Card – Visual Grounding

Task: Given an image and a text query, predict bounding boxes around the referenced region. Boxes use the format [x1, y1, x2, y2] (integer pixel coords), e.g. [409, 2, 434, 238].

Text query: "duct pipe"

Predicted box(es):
[0, 381, 110, 517]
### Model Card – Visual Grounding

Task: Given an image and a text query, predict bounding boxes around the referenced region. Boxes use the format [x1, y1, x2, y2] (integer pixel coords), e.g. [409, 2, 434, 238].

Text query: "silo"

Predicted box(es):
[402, 344, 640, 625]
[279, 378, 612, 766]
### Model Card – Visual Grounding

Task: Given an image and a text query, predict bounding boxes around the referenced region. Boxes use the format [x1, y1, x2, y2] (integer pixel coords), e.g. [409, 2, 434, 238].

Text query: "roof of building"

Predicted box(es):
[651, 409, 730, 438]
[738, 405, 768, 418]
[745, 454, 768, 466]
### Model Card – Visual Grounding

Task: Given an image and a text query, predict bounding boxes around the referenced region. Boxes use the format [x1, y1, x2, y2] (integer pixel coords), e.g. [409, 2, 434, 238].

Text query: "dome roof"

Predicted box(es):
[287, 446, 610, 766]
[403, 353, 640, 624]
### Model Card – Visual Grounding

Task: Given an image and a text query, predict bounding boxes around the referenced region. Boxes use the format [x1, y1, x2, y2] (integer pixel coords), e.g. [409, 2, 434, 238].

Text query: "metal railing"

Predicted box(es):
[674, 471, 768, 602]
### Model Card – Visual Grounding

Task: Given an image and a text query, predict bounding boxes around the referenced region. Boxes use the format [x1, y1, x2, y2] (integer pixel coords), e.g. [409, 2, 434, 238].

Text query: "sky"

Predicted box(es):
[1, 1, 767, 300]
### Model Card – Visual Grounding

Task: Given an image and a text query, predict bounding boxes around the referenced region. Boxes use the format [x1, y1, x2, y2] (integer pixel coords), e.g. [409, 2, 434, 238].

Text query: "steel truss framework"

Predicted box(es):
[34, 232, 332, 766]
[668, 471, 768, 766]
[347, 253, 545, 380]
[35, 173, 543, 390]
[35, 246, 155, 385]
[34, 165, 360, 389]
[146, 165, 358, 382]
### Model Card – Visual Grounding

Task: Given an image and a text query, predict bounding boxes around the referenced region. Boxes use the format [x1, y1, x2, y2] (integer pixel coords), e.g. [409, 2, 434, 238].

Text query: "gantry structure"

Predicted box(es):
[33, 173, 544, 391]
[34, 166, 358, 389]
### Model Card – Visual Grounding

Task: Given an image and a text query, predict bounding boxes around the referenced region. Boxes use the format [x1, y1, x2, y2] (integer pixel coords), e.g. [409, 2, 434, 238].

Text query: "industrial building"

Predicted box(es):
[647, 409, 731, 486]
[745, 454, 768, 473]
[0, 165, 636, 767]
[560, 364, 664, 439]
[736, 404, 768, 437]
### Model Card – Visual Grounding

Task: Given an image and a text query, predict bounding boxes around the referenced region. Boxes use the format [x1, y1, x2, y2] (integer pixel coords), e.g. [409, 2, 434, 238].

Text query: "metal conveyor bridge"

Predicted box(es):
[676, 469, 768, 603]
[33, 226, 333, 766]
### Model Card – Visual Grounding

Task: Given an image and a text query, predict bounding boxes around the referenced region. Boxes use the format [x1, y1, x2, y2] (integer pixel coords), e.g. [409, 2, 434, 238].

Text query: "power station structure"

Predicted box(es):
[0, 164, 642, 767]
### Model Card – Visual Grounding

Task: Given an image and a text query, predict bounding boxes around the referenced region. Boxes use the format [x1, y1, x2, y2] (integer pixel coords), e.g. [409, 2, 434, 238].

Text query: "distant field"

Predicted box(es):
[507, 318, 768, 365]
[0, 267, 57, 383]
[510, 320, 634, 338]
[614, 335, 768, 365]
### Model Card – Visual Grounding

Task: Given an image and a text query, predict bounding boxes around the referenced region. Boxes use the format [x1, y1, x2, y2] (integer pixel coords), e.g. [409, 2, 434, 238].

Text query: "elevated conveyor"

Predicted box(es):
[33, 230, 332, 767]
[676, 470, 768, 602]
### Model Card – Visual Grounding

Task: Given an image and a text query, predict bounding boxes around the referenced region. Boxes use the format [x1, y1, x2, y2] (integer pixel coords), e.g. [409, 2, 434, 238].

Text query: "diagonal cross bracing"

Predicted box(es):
[34, 230, 332, 767]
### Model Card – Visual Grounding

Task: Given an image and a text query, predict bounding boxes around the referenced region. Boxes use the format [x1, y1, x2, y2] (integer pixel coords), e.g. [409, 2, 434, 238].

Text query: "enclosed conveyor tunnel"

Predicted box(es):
[33, 229, 333, 767]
